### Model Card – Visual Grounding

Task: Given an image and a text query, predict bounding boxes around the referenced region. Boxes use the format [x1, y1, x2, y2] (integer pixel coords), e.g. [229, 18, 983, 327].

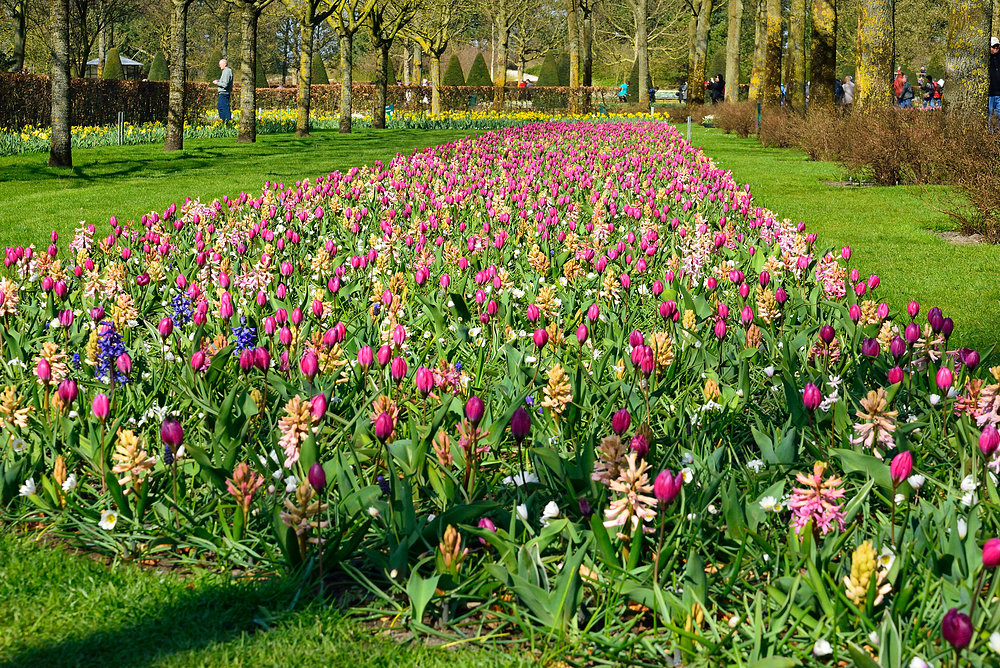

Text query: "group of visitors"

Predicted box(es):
[893, 68, 943, 110]
[706, 75, 725, 104]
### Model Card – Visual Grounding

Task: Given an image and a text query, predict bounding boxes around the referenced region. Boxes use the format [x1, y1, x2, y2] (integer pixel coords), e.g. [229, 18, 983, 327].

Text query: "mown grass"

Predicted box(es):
[0, 532, 531, 667]
[0, 128, 479, 250]
[688, 125, 1000, 353]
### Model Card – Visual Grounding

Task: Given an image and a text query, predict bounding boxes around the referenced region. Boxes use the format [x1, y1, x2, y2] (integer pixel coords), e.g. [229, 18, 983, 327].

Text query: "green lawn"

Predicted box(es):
[0, 128, 478, 250]
[688, 126, 1000, 353]
[0, 532, 529, 667]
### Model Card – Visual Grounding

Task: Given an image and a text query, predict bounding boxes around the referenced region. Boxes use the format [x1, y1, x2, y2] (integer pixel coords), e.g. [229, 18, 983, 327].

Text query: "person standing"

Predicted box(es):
[213, 58, 234, 122]
[893, 68, 905, 105]
[989, 37, 1000, 123]
[842, 75, 855, 109]
[618, 80, 628, 102]
[900, 74, 915, 108]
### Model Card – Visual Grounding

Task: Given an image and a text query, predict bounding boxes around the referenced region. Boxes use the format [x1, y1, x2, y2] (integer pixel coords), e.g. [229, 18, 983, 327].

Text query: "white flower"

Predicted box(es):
[961, 491, 977, 507]
[763, 366, 775, 377]
[929, 394, 941, 406]
[728, 615, 741, 628]
[62, 473, 77, 492]
[367, 506, 380, 518]
[908, 474, 925, 489]
[747, 459, 765, 472]
[868, 630, 880, 647]
[540, 501, 560, 526]
[682, 452, 694, 465]
[686, 513, 698, 521]
[909, 658, 931, 668]
[759, 496, 780, 512]
[961, 475, 978, 492]
[894, 493, 905, 505]
[99, 509, 118, 530]
[515, 503, 529, 523]
[284, 475, 299, 493]
[19, 478, 36, 496]
[958, 517, 968, 539]
[707, 504, 718, 515]
[11, 437, 27, 453]
[989, 631, 1000, 653]
[878, 546, 896, 571]
[813, 639, 832, 657]
[681, 467, 694, 483]
[502, 472, 540, 487]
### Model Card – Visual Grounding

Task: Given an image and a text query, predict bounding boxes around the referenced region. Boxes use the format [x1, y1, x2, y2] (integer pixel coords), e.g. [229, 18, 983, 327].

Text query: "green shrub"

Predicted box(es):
[556, 52, 570, 86]
[205, 48, 223, 82]
[466, 52, 492, 86]
[442, 54, 465, 86]
[147, 51, 168, 81]
[256, 61, 267, 88]
[311, 53, 329, 85]
[536, 53, 560, 86]
[102, 47, 123, 80]
[626, 59, 652, 103]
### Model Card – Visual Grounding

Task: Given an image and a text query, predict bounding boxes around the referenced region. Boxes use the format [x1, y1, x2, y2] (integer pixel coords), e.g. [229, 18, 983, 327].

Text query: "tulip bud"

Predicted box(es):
[160, 419, 183, 449]
[890, 336, 906, 360]
[465, 395, 485, 425]
[630, 434, 649, 458]
[357, 345, 374, 369]
[890, 451, 912, 488]
[587, 303, 600, 321]
[526, 304, 540, 322]
[415, 367, 434, 397]
[653, 469, 683, 506]
[116, 353, 132, 376]
[310, 393, 327, 422]
[904, 322, 920, 343]
[377, 345, 392, 367]
[979, 425, 1000, 456]
[374, 411, 394, 442]
[819, 325, 835, 344]
[612, 409, 631, 435]
[390, 356, 407, 383]
[308, 461, 327, 491]
[158, 317, 174, 339]
[935, 366, 953, 391]
[533, 328, 549, 349]
[253, 346, 270, 370]
[239, 349, 254, 372]
[907, 300, 919, 319]
[300, 351, 319, 380]
[861, 338, 880, 357]
[887, 366, 904, 385]
[191, 351, 207, 371]
[802, 383, 822, 411]
[941, 608, 972, 649]
[35, 358, 51, 384]
[576, 323, 589, 344]
[92, 393, 110, 422]
[57, 378, 78, 404]
[983, 538, 1000, 568]
[714, 319, 727, 340]
[510, 406, 531, 442]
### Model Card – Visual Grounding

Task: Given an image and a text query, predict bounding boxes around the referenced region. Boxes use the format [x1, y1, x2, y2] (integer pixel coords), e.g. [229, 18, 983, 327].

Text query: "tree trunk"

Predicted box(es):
[430, 53, 442, 115]
[222, 9, 230, 59]
[238, 3, 259, 143]
[567, 0, 581, 110]
[339, 32, 353, 133]
[403, 40, 411, 85]
[762, 0, 782, 105]
[10, 0, 27, 72]
[97, 0, 106, 77]
[748, 0, 766, 99]
[691, 0, 712, 104]
[49, 0, 72, 167]
[809, 0, 837, 107]
[494, 23, 509, 109]
[374, 43, 390, 128]
[582, 7, 593, 86]
[296, 16, 313, 137]
[634, 0, 650, 106]
[855, 0, 893, 109]
[785, 0, 806, 110]
[413, 43, 421, 83]
[944, 0, 991, 114]
[725, 0, 743, 102]
[165, 0, 188, 152]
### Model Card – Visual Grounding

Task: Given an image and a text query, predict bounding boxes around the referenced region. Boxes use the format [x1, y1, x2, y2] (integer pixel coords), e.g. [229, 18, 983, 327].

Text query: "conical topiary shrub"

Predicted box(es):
[147, 51, 168, 81]
[102, 47, 124, 79]
[205, 48, 223, 82]
[255, 60, 267, 88]
[311, 53, 329, 85]
[535, 52, 560, 86]
[442, 54, 465, 86]
[626, 59, 652, 103]
[465, 52, 492, 86]
[556, 52, 570, 86]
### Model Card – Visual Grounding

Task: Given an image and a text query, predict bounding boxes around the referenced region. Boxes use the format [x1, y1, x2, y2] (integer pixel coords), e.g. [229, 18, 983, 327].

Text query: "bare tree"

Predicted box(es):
[369, 0, 417, 127]
[284, 0, 337, 137]
[234, 0, 275, 142]
[50, 0, 72, 166]
[404, 0, 467, 115]
[328, 0, 378, 133]
[4, 0, 29, 72]
[747, 0, 765, 99]
[855, 0, 892, 109]
[165, 0, 196, 151]
[625, 0, 651, 106]
[944, 0, 991, 114]
[761, 0, 781, 105]
[724, 0, 743, 102]
[809, 0, 836, 107]
[785, 0, 805, 109]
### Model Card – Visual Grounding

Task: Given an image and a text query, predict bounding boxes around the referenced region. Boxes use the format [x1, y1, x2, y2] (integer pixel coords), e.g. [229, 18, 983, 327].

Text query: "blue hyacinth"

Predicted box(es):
[171, 293, 193, 327]
[232, 317, 256, 353]
[95, 321, 130, 385]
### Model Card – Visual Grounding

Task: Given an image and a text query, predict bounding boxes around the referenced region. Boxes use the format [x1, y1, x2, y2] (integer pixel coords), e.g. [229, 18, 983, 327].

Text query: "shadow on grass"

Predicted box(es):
[3, 572, 306, 667]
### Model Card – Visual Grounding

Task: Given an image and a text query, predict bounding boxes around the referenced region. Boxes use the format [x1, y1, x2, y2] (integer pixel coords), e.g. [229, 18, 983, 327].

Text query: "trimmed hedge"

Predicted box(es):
[102, 48, 123, 80]
[0, 73, 618, 129]
[443, 54, 465, 86]
[466, 53, 492, 86]
[311, 54, 329, 85]
[148, 52, 168, 81]
[205, 48, 223, 83]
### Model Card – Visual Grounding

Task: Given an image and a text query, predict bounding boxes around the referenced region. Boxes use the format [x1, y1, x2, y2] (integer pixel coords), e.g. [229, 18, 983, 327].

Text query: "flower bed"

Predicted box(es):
[2, 122, 998, 664]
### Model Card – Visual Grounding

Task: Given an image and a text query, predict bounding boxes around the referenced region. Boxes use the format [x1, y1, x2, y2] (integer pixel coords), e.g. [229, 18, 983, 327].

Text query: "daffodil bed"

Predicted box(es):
[0, 109, 653, 156]
[2, 122, 999, 666]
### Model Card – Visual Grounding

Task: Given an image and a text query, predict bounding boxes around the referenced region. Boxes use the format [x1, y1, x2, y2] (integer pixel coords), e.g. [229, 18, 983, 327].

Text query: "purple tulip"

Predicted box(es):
[160, 419, 183, 449]
[308, 461, 327, 492]
[310, 393, 327, 421]
[889, 336, 906, 360]
[374, 412, 394, 442]
[390, 356, 407, 383]
[941, 608, 972, 649]
[861, 338, 880, 357]
[300, 351, 319, 380]
[510, 406, 531, 442]
[465, 395, 485, 425]
[802, 383, 822, 411]
[653, 469, 683, 506]
[890, 451, 912, 488]
[979, 425, 1000, 456]
[904, 322, 920, 343]
[57, 379, 78, 404]
[533, 328, 549, 349]
[630, 433, 649, 458]
[983, 538, 1000, 568]
[936, 366, 953, 391]
[612, 409, 631, 435]
[887, 366, 904, 385]
[158, 317, 174, 339]
[415, 367, 434, 397]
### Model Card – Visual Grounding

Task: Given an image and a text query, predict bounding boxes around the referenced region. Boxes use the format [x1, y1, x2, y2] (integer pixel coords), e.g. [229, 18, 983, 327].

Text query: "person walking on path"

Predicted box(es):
[213, 58, 234, 122]
[989, 37, 1000, 125]
[618, 80, 628, 103]
[899, 74, 915, 108]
